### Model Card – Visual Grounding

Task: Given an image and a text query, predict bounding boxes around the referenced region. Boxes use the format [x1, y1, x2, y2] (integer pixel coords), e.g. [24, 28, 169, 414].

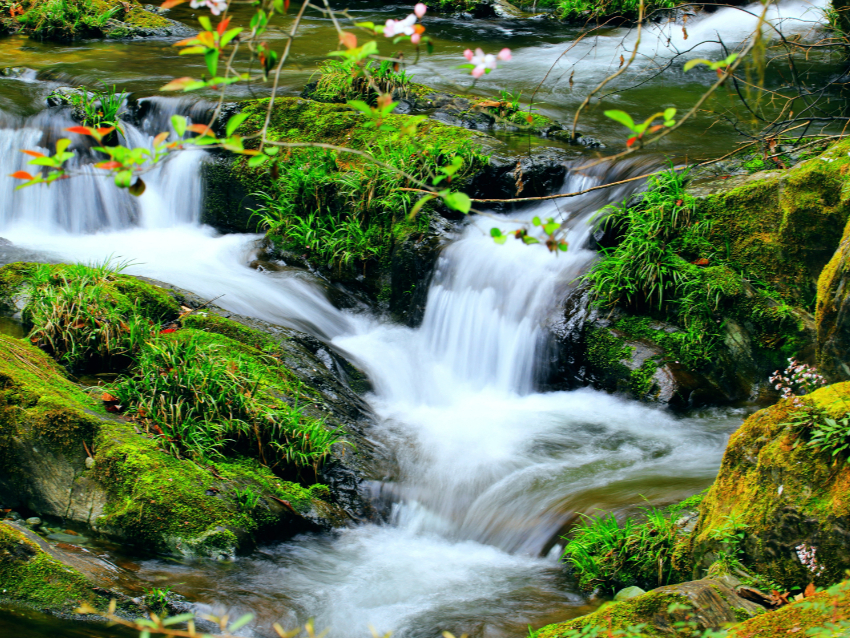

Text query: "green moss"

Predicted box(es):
[586, 325, 632, 383]
[694, 382, 850, 589]
[815, 215, 850, 379]
[93, 421, 330, 554]
[17, 0, 172, 40]
[181, 312, 280, 352]
[0, 523, 101, 612]
[536, 591, 688, 638]
[727, 580, 850, 638]
[629, 359, 659, 397]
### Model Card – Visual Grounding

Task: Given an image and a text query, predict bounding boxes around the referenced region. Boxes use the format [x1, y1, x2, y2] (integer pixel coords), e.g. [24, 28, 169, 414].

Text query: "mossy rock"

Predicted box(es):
[726, 579, 850, 638]
[694, 139, 850, 307]
[535, 578, 763, 638]
[693, 382, 850, 590]
[815, 215, 850, 381]
[0, 330, 340, 558]
[0, 521, 114, 613]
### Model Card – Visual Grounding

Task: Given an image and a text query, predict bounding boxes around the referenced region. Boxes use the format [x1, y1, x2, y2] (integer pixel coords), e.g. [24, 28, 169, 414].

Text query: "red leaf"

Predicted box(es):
[675, 199, 683, 206]
[102, 392, 119, 402]
[187, 123, 213, 136]
[339, 31, 357, 50]
[692, 257, 709, 266]
[160, 77, 197, 91]
[284, 0, 289, 10]
[65, 126, 94, 136]
[160, 0, 187, 8]
[21, 150, 46, 158]
[804, 583, 816, 598]
[96, 126, 115, 137]
[105, 404, 121, 413]
[160, 328, 177, 334]
[217, 16, 230, 36]
[9, 170, 33, 180]
[153, 132, 169, 147]
[626, 136, 637, 148]
[95, 161, 122, 170]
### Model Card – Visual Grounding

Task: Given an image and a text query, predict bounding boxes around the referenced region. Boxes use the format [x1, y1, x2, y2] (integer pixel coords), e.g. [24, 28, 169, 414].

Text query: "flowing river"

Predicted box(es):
[0, 0, 839, 635]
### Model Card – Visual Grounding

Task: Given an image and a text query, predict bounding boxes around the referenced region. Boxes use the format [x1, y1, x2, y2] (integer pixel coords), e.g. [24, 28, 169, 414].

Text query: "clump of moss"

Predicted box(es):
[694, 382, 850, 589]
[815, 215, 850, 380]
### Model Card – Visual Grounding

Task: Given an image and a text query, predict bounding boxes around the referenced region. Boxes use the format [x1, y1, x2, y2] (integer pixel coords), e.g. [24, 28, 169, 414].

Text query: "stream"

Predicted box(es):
[0, 0, 840, 636]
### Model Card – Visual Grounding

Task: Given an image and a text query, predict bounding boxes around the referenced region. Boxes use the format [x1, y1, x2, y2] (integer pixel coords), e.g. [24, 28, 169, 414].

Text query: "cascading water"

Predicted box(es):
[2, 0, 817, 630]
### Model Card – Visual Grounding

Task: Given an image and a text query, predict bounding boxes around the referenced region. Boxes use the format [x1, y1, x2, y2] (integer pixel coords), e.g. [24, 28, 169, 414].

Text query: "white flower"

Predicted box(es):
[385, 13, 417, 37]
[464, 47, 507, 78]
[190, 0, 227, 14]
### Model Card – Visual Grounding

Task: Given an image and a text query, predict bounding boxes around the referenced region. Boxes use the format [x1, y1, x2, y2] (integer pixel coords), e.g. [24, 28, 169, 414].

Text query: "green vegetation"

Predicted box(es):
[235, 97, 489, 275]
[21, 260, 166, 372]
[310, 58, 415, 104]
[563, 492, 705, 594]
[584, 168, 810, 369]
[67, 84, 127, 130]
[16, 0, 172, 40]
[108, 329, 348, 473]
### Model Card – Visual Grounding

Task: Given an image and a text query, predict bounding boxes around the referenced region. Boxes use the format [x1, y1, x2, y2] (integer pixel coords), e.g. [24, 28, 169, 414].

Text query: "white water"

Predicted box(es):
[0, 6, 786, 630]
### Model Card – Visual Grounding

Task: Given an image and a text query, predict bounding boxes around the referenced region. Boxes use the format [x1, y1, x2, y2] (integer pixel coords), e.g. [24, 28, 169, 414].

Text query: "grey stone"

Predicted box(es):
[24, 517, 41, 527]
[614, 585, 646, 601]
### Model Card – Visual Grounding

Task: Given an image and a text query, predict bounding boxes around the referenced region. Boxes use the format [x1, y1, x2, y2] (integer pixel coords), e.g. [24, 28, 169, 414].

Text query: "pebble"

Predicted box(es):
[85, 456, 95, 469]
[24, 517, 41, 527]
[614, 585, 647, 601]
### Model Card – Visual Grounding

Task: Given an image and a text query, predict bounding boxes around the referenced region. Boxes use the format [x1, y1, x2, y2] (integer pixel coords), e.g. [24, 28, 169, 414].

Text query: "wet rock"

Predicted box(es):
[816, 216, 850, 381]
[614, 585, 646, 601]
[24, 517, 41, 527]
[0, 67, 36, 80]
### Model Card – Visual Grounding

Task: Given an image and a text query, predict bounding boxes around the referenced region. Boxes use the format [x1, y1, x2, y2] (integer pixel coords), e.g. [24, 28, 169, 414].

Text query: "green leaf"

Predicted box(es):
[663, 107, 676, 121]
[248, 154, 269, 168]
[490, 228, 503, 238]
[532, 216, 541, 226]
[409, 194, 436, 219]
[198, 15, 212, 31]
[603, 110, 636, 131]
[225, 112, 249, 137]
[220, 27, 243, 48]
[346, 100, 374, 116]
[114, 170, 133, 188]
[522, 235, 540, 244]
[162, 613, 196, 626]
[558, 242, 569, 252]
[55, 138, 71, 155]
[355, 21, 376, 30]
[264, 146, 279, 155]
[228, 614, 255, 632]
[171, 114, 187, 137]
[683, 58, 713, 72]
[493, 233, 508, 245]
[205, 49, 220, 77]
[443, 191, 471, 214]
[543, 221, 559, 235]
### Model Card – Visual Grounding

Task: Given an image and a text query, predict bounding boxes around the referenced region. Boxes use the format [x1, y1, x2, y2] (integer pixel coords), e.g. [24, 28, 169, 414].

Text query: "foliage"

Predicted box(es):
[551, 0, 674, 21]
[107, 329, 349, 474]
[144, 587, 171, 615]
[250, 134, 481, 272]
[561, 495, 702, 594]
[310, 57, 414, 104]
[583, 167, 806, 368]
[22, 260, 159, 371]
[786, 400, 850, 464]
[67, 84, 128, 130]
[17, 0, 118, 40]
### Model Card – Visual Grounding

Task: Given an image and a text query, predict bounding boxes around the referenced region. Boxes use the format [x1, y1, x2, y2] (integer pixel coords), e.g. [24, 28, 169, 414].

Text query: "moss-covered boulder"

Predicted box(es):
[816, 215, 850, 381]
[15, 0, 188, 41]
[0, 520, 140, 614]
[535, 578, 764, 638]
[693, 382, 850, 590]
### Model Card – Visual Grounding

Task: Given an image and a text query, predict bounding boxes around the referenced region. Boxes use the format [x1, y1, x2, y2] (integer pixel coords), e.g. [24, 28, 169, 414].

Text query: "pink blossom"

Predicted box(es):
[497, 48, 512, 61]
[465, 47, 503, 78]
[411, 33, 421, 44]
[414, 3, 427, 18]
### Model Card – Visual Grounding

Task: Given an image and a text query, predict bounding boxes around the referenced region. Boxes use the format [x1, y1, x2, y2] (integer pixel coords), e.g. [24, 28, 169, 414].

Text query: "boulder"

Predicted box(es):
[535, 578, 765, 638]
[816, 216, 850, 381]
[693, 382, 850, 590]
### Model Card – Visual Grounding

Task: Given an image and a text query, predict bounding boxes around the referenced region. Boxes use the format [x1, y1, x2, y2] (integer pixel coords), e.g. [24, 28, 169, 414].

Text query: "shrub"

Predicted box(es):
[310, 57, 414, 104]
